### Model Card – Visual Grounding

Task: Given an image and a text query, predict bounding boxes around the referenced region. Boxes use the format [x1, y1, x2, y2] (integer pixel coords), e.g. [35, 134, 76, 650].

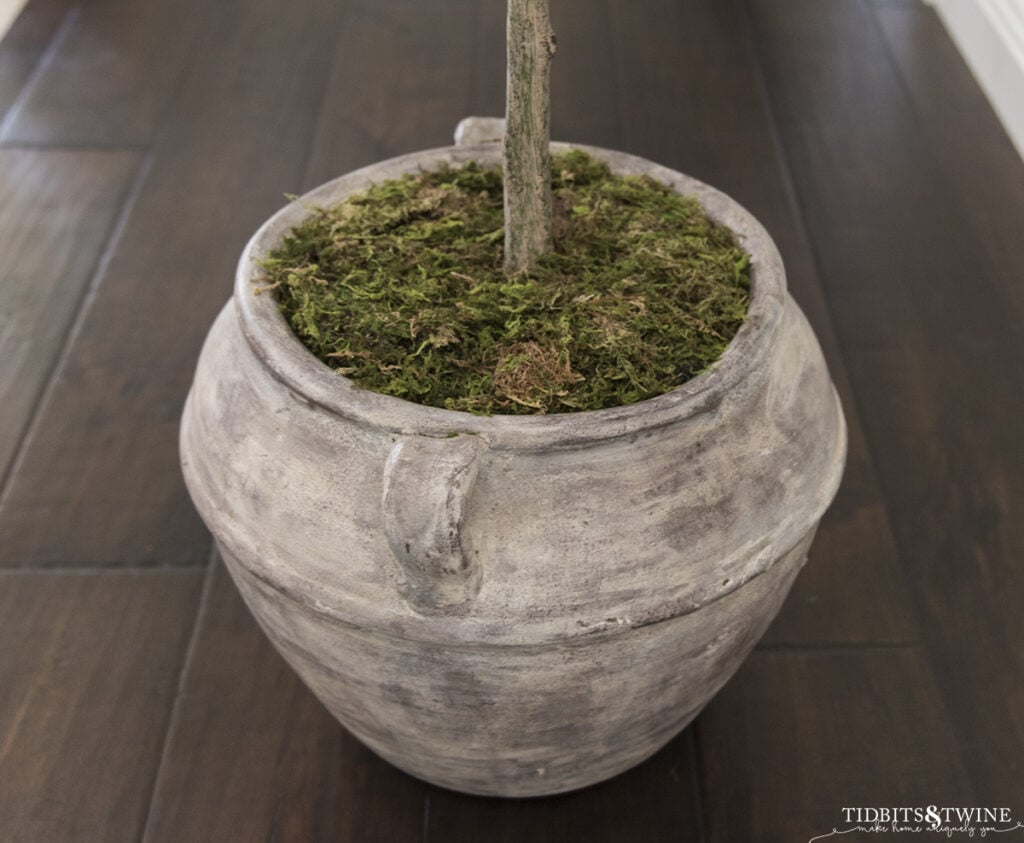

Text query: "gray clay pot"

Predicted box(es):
[180, 142, 847, 797]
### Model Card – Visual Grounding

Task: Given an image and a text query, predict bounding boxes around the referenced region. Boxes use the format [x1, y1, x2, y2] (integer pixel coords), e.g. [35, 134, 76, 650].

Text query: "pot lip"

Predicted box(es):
[234, 142, 786, 451]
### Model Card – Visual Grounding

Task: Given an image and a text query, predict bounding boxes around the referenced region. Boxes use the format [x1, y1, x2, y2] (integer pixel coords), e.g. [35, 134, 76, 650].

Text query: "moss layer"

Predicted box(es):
[258, 150, 750, 415]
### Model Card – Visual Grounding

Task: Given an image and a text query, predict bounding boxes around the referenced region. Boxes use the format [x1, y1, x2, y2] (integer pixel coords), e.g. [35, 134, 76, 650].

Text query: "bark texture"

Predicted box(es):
[504, 0, 556, 275]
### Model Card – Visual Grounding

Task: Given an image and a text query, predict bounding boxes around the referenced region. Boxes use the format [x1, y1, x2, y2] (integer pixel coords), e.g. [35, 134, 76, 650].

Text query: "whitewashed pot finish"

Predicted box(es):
[180, 142, 847, 797]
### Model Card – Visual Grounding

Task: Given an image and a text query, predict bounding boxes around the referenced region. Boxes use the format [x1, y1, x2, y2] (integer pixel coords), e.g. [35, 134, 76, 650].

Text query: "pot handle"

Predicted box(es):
[382, 434, 487, 612]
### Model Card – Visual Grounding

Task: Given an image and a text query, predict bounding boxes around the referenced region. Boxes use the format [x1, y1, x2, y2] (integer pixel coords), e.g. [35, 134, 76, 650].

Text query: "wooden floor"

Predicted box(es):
[1, 0, 1022, 840]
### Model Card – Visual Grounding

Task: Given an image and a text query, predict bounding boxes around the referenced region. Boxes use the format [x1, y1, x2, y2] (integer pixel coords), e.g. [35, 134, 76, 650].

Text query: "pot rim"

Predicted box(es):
[234, 142, 787, 451]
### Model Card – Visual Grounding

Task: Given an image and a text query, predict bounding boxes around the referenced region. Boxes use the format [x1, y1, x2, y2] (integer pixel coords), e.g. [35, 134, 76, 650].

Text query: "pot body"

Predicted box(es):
[180, 143, 846, 797]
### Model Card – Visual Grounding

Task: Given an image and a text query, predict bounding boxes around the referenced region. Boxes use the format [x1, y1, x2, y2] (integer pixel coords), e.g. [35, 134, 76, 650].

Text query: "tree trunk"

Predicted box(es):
[504, 0, 555, 276]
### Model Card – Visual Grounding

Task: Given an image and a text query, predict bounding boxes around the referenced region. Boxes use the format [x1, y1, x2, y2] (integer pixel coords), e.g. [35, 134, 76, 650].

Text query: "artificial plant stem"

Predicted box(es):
[504, 0, 556, 276]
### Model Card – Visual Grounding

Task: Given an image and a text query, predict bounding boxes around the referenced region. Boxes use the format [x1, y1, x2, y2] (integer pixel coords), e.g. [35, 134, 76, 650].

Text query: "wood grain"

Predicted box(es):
[143, 560, 426, 843]
[470, 0, 506, 122]
[303, 0, 623, 188]
[746, 0, 1024, 802]
[874, 3, 1024, 320]
[0, 569, 202, 842]
[0, 0, 76, 124]
[0, 0, 207, 146]
[0, 0, 349, 567]
[607, 0, 918, 647]
[0, 0, 1019, 834]
[548, 1, 621, 149]
[302, 0, 479, 190]
[0, 148, 139, 482]
[697, 648, 975, 842]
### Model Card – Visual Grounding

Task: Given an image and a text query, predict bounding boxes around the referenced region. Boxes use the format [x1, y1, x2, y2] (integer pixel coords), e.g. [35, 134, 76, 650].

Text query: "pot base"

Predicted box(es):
[217, 526, 813, 797]
[180, 141, 846, 798]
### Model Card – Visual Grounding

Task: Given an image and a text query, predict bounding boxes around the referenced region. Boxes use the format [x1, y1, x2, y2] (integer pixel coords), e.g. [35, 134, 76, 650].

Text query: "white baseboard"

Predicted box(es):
[0, 0, 31, 42]
[930, 0, 1024, 162]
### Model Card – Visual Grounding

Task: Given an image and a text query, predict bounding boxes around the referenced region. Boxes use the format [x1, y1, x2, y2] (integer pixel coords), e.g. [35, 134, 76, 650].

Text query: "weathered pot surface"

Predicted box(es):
[180, 139, 847, 797]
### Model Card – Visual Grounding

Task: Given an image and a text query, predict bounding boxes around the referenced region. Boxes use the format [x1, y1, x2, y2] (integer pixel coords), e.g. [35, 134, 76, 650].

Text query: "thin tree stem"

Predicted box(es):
[504, 0, 556, 276]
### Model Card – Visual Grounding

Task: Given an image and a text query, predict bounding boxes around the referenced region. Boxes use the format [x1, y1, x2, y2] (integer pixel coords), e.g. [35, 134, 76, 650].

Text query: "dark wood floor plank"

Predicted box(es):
[468, 0, 504, 121]
[302, 0, 480, 190]
[143, 560, 426, 843]
[0, 569, 202, 842]
[607, 0, 918, 646]
[0, 0, 77, 123]
[745, 0, 1024, 802]
[303, 0, 623, 191]
[608, 0, 772, 190]
[548, 1, 621, 149]
[0, 0, 351, 567]
[697, 648, 975, 842]
[426, 733, 703, 843]
[0, 0, 207, 146]
[874, 3, 1024, 320]
[0, 148, 139, 481]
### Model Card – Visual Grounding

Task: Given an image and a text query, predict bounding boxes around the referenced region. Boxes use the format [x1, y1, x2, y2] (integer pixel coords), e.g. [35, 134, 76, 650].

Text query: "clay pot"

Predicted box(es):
[179, 142, 846, 797]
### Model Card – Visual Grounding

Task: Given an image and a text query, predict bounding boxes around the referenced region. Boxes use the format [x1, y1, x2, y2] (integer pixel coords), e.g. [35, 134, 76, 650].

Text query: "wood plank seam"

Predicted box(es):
[1, 0, 219, 147]
[134, 1, 234, 157]
[857, 0, 1021, 800]
[863, 2, 1024, 327]
[730, 0, 874, 468]
[0, 140, 150, 152]
[0, 0, 78, 140]
[601, 0, 630, 149]
[0, 0, 80, 124]
[687, 729, 709, 843]
[739, 0, 1007, 800]
[0, 0, 360, 568]
[692, 719, 714, 842]
[730, 0, 926, 649]
[139, 547, 217, 843]
[295, 12, 359, 195]
[0, 565, 207, 839]
[734, 0, 939, 654]
[0, 562, 208, 576]
[0, 147, 154, 502]
[465, 2, 484, 115]
[733, 0, 892, 525]
[755, 640, 920, 653]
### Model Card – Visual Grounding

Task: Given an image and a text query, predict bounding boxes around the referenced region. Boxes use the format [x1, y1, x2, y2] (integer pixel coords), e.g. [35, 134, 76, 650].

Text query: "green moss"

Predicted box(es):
[258, 150, 750, 415]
